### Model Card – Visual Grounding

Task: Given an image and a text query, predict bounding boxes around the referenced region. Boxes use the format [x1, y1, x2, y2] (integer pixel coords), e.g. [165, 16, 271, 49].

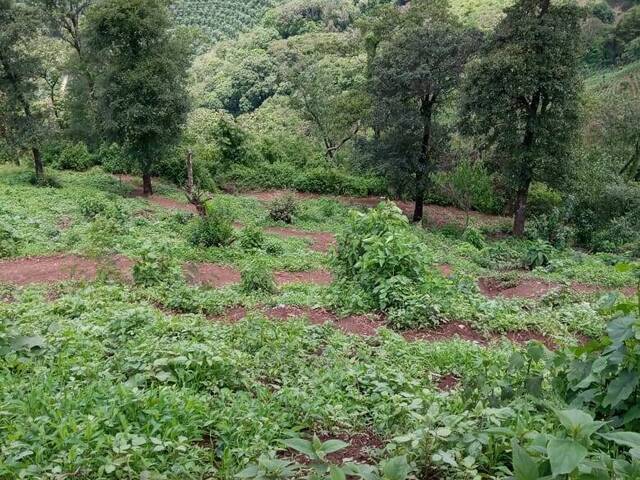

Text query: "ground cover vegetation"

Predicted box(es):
[2, 0, 640, 478]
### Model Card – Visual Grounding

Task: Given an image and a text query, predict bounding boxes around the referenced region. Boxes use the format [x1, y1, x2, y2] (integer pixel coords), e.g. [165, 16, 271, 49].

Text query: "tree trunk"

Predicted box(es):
[513, 181, 530, 238]
[413, 96, 434, 222]
[142, 171, 153, 196]
[413, 172, 425, 223]
[32, 147, 44, 184]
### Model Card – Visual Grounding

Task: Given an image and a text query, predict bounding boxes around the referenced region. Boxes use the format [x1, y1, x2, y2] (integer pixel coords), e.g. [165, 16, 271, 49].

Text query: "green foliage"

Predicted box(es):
[460, 0, 584, 235]
[133, 244, 183, 286]
[240, 262, 277, 293]
[432, 159, 497, 216]
[190, 206, 235, 247]
[592, 1, 615, 24]
[86, 0, 192, 192]
[527, 182, 563, 218]
[238, 225, 266, 250]
[268, 193, 298, 224]
[461, 227, 486, 250]
[95, 143, 132, 174]
[173, 0, 280, 42]
[44, 141, 93, 171]
[0, 224, 19, 258]
[523, 240, 555, 270]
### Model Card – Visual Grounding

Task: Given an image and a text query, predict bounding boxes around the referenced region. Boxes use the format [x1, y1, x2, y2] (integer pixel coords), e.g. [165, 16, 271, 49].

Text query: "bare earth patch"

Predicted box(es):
[285, 430, 385, 465]
[264, 227, 336, 253]
[187, 264, 332, 289]
[0, 254, 133, 285]
[436, 374, 460, 392]
[478, 277, 560, 300]
[274, 270, 333, 286]
[437, 264, 454, 277]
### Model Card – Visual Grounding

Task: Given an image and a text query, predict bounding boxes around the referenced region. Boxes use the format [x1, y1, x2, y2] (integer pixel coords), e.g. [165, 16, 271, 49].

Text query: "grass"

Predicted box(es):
[1, 165, 638, 478]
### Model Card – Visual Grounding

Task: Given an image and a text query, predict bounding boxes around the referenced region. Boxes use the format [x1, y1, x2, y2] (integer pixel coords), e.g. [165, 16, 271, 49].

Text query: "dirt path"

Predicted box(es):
[185, 263, 333, 288]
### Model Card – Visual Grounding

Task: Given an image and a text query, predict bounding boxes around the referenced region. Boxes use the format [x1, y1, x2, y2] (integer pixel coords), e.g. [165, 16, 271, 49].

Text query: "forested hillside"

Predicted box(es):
[2, 0, 640, 478]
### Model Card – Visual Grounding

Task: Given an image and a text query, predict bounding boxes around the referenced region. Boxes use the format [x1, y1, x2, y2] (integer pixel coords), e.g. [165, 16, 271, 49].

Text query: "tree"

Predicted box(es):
[367, 0, 479, 222]
[86, 0, 192, 195]
[460, 0, 584, 237]
[277, 32, 368, 162]
[0, 0, 48, 183]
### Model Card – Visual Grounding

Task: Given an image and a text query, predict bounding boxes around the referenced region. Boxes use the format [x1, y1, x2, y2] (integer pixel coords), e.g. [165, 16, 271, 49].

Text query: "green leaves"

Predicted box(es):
[281, 436, 348, 462]
[603, 370, 639, 408]
[599, 431, 640, 449]
[547, 438, 588, 476]
[511, 440, 538, 480]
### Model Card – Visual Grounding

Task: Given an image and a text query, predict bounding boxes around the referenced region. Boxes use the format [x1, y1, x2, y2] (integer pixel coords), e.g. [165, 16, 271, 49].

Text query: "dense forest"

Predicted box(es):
[2, 0, 640, 478]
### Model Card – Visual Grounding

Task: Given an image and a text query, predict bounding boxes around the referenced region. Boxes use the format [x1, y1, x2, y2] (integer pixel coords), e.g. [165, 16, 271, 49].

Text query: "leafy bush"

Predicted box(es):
[240, 262, 276, 294]
[293, 167, 385, 196]
[44, 141, 93, 171]
[527, 207, 574, 249]
[461, 227, 486, 250]
[190, 204, 235, 247]
[0, 225, 19, 258]
[431, 159, 498, 215]
[523, 240, 555, 270]
[238, 225, 265, 250]
[96, 143, 133, 174]
[527, 182, 563, 217]
[268, 193, 298, 224]
[133, 244, 182, 287]
[79, 196, 110, 220]
[592, 2, 615, 24]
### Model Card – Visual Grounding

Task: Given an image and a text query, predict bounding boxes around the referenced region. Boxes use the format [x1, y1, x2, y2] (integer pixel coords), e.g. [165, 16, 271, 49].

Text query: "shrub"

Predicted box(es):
[238, 225, 265, 250]
[133, 244, 182, 286]
[527, 207, 574, 249]
[28, 172, 61, 188]
[268, 194, 298, 224]
[190, 204, 235, 247]
[523, 240, 555, 270]
[44, 141, 93, 171]
[461, 227, 486, 250]
[592, 2, 615, 24]
[0, 225, 19, 258]
[431, 159, 498, 215]
[240, 262, 276, 294]
[79, 197, 110, 220]
[527, 182, 563, 217]
[96, 143, 133, 174]
[264, 238, 285, 256]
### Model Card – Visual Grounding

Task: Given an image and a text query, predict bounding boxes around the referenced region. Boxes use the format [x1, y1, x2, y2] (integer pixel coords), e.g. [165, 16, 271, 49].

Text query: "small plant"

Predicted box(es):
[523, 240, 555, 270]
[264, 238, 285, 256]
[238, 225, 265, 250]
[133, 244, 182, 286]
[235, 454, 299, 480]
[268, 194, 298, 224]
[79, 196, 110, 220]
[190, 204, 235, 247]
[240, 263, 277, 294]
[461, 227, 486, 250]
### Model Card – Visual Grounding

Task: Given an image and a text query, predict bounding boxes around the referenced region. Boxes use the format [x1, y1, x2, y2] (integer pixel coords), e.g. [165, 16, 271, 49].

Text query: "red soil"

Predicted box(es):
[274, 270, 333, 286]
[185, 263, 332, 289]
[264, 227, 336, 253]
[183, 263, 241, 288]
[437, 374, 460, 392]
[505, 331, 556, 350]
[0, 254, 133, 285]
[478, 277, 560, 300]
[572, 283, 638, 298]
[285, 430, 385, 464]
[264, 305, 383, 336]
[437, 264, 454, 277]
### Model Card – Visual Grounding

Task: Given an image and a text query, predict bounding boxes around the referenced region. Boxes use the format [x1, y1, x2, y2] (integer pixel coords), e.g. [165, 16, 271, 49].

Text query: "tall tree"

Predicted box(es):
[460, 0, 584, 237]
[367, 0, 479, 222]
[276, 32, 368, 161]
[0, 0, 47, 182]
[85, 0, 191, 195]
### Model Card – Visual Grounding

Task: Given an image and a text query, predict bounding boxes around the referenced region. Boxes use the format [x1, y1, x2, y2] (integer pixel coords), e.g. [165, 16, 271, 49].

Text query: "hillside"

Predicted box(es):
[172, 0, 282, 41]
